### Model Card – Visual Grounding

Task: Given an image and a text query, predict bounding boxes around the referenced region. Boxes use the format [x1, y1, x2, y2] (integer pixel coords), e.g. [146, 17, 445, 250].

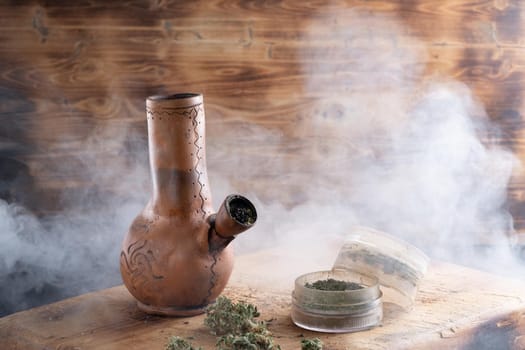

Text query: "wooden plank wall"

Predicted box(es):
[0, 1, 524, 234]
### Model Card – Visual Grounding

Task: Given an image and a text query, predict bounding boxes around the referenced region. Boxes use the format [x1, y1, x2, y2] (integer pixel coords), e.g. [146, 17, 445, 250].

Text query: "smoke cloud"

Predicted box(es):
[0, 125, 150, 316]
[208, 10, 523, 275]
[0, 9, 523, 316]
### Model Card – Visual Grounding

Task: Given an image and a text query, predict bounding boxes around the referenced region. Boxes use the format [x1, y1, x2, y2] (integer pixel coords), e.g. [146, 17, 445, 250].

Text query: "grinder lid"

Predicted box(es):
[332, 226, 430, 309]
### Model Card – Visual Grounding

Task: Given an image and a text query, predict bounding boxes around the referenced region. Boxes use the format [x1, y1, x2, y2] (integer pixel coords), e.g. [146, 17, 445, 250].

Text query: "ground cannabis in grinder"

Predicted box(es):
[305, 278, 363, 291]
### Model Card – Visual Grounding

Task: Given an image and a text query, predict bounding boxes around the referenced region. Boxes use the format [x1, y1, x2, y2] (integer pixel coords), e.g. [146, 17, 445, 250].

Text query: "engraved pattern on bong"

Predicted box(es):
[120, 216, 164, 293]
[190, 106, 208, 220]
[146, 104, 203, 119]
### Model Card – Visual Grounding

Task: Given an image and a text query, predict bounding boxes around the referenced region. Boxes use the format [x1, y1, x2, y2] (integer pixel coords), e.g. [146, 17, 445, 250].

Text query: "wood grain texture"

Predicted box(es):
[1, 249, 525, 349]
[0, 0, 524, 237]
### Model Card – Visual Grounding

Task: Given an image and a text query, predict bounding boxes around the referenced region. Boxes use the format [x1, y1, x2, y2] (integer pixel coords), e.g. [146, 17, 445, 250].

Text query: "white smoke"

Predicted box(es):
[208, 10, 523, 276]
[0, 8, 523, 316]
[0, 125, 149, 315]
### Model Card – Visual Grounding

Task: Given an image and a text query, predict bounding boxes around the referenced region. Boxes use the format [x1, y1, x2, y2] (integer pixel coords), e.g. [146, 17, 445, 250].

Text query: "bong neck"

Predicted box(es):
[146, 93, 212, 217]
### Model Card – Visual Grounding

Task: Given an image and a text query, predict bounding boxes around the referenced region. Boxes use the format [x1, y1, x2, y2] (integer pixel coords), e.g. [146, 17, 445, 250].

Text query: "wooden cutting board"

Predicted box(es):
[1, 249, 525, 349]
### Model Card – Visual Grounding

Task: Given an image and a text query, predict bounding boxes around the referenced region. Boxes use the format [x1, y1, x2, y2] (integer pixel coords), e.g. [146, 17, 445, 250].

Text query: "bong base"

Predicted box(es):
[137, 301, 208, 317]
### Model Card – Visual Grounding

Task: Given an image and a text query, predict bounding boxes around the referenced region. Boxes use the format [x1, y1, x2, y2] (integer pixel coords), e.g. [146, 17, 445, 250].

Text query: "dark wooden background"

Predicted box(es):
[1, 0, 524, 236]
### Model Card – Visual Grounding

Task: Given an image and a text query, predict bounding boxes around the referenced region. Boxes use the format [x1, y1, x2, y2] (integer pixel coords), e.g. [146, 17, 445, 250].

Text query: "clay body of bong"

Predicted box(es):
[120, 93, 257, 316]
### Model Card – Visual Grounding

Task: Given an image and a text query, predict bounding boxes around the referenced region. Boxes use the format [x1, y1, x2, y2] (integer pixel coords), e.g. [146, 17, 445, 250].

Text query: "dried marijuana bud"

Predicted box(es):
[205, 296, 281, 350]
[165, 336, 202, 350]
[204, 296, 262, 336]
[217, 332, 281, 350]
[163, 298, 320, 350]
[300, 338, 323, 350]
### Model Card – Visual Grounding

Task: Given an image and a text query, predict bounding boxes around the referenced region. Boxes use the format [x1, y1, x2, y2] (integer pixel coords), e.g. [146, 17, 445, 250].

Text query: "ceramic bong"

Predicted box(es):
[120, 93, 257, 316]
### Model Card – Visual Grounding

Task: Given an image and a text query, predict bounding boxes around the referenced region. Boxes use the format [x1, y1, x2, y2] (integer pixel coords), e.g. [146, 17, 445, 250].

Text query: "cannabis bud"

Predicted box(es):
[204, 296, 261, 336]
[204, 296, 281, 350]
[301, 338, 323, 350]
[165, 336, 202, 350]
[217, 333, 281, 350]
